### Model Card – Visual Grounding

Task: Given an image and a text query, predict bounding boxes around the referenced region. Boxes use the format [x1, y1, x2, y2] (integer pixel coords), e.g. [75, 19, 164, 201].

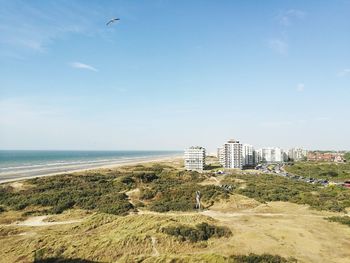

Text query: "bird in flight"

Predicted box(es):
[106, 18, 120, 26]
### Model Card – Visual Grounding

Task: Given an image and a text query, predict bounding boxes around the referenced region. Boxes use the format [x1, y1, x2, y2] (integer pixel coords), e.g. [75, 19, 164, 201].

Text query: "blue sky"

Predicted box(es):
[0, 0, 349, 151]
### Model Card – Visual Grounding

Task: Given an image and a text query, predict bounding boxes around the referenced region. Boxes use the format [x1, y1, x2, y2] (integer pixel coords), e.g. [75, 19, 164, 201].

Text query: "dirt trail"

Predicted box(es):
[138, 210, 198, 217]
[200, 210, 327, 219]
[9, 215, 82, 227]
[138, 208, 327, 220]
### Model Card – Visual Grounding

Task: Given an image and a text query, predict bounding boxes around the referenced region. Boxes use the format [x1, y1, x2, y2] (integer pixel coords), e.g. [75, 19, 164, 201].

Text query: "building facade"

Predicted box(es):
[242, 144, 255, 167]
[217, 147, 225, 167]
[184, 146, 206, 172]
[288, 148, 307, 161]
[257, 147, 283, 163]
[222, 139, 243, 169]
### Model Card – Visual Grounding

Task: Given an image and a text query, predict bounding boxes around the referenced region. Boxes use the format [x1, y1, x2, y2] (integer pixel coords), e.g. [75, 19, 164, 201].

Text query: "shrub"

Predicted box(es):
[139, 187, 157, 200]
[162, 222, 231, 242]
[320, 171, 338, 177]
[231, 253, 290, 263]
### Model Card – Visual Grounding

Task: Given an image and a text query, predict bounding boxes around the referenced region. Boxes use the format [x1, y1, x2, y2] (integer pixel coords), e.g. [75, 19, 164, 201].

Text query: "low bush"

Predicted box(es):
[139, 187, 157, 200]
[162, 222, 231, 242]
[230, 253, 291, 263]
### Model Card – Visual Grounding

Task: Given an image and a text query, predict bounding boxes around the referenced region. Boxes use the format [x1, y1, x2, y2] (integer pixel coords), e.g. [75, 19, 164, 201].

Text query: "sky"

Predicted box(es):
[0, 0, 350, 152]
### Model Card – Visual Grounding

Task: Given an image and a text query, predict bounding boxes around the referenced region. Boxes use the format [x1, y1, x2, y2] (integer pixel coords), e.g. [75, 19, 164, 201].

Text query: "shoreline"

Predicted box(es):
[0, 155, 182, 184]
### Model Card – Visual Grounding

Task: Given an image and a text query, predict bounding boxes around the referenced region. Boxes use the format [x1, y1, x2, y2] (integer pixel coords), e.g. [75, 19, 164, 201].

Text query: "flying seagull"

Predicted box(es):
[106, 18, 120, 26]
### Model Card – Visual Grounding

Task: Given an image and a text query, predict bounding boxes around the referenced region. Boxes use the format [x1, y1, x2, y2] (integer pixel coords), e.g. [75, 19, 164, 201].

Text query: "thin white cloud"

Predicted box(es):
[0, 1, 105, 55]
[70, 62, 98, 72]
[268, 39, 288, 55]
[296, 83, 305, 92]
[337, 69, 350, 77]
[278, 9, 306, 26]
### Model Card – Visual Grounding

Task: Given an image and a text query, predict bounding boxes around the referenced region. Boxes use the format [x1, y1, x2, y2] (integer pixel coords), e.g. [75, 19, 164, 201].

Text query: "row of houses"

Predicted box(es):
[307, 152, 345, 163]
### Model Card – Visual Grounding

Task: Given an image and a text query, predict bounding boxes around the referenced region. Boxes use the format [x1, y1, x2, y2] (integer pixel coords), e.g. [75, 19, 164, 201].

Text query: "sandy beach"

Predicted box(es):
[0, 155, 181, 184]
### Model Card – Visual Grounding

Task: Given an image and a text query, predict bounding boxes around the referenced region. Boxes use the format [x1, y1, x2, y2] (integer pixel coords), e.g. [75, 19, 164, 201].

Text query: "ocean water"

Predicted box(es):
[0, 150, 181, 182]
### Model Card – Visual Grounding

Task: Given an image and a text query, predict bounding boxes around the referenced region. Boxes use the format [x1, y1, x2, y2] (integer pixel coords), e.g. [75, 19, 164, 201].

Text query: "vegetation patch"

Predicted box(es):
[121, 253, 293, 263]
[0, 163, 227, 216]
[0, 173, 135, 215]
[230, 253, 294, 263]
[134, 168, 229, 212]
[223, 173, 350, 212]
[162, 222, 231, 242]
[285, 162, 350, 180]
[327, 216, 350, 227]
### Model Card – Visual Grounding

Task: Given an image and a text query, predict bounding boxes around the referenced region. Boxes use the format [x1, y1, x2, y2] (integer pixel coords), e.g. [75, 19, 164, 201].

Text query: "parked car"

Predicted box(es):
[344, 181, 350, 188]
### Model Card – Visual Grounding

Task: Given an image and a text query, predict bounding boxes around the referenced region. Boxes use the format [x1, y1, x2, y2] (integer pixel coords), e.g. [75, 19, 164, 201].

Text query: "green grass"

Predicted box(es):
[284, 162, 350, 181]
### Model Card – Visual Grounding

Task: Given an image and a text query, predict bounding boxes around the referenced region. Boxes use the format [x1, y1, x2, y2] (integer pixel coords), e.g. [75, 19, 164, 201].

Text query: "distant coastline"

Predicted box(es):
[0, 150, 181, 184]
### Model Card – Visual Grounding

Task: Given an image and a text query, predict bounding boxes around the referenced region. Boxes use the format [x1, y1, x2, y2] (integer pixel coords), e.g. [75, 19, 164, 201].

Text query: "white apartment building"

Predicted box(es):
[257, 147, 283, 163]
[282, 150, 289, 162]
[222, 139, 243, 169]
[242, 144, 255, 167]
[217, 147, 225, 166]
[184, 146, 206, 172]
[288, 148, 307, 161]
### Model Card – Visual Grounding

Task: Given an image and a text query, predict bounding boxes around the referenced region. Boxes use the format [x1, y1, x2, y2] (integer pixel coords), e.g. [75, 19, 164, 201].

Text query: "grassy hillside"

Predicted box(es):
[0, 163, 227, 216]
[1, 160, 350, 262]
[284, 162, 350, 181]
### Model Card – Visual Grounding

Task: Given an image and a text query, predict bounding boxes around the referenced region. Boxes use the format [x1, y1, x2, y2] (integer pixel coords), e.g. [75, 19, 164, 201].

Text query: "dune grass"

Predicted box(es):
[0, 163, 228, 216]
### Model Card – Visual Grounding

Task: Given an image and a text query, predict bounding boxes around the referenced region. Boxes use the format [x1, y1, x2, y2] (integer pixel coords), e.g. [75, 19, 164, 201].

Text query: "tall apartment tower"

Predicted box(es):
[217, 147, 225, 166]
[288, 148, 307, 161]
[257, 147, 283, 163]
[223, 139, 243, 169]
[242, 144, 255, 167]
[184, 146, 206, 172]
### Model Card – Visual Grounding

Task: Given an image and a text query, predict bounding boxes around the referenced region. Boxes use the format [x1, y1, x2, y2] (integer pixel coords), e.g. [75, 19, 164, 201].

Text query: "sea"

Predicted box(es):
[0, 150, 181, 183]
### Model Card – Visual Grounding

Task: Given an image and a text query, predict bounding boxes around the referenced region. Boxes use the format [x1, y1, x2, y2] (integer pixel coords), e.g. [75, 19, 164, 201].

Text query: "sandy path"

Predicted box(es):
[151, 236, 160, 256]
[11, 215, 82, 227]
[200, 210, 327, 219]
[138, 208, 327, 220]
